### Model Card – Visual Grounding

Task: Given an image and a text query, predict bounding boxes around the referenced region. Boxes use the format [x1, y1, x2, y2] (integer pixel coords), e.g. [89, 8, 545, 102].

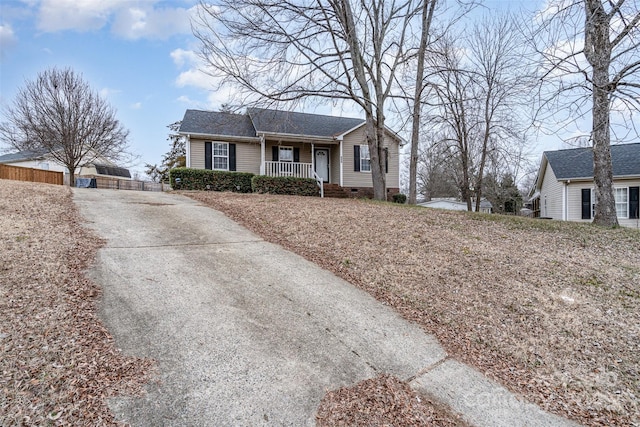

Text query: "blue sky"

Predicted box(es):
[1, 0, 563, 178]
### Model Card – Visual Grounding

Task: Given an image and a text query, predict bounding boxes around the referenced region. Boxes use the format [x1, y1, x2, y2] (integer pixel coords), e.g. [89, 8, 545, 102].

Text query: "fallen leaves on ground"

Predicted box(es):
[0, 180, 155, 426]
[187, 191, 640, 427]
[316, 374, 471, 426]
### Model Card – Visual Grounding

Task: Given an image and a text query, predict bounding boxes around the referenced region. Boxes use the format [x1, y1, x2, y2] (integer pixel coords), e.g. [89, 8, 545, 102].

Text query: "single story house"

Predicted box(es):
[529, 143, 640, 228]
[178, 108, 403, 197]
[0, 148, 131, 185]
[418, 197, 493, 213]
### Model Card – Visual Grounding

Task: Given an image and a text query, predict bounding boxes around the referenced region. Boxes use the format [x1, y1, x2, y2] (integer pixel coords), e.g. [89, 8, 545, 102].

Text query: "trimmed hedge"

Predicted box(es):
[169, 167, 254, 192]
[392, 193, 407, 204]
[251, 175, 320, 196]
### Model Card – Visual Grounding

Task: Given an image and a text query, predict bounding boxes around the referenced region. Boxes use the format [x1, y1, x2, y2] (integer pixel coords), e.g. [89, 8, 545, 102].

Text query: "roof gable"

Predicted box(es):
[544, 143, 640, 179]
[179, 110, 257, 138]
[247, 108, 365, 138]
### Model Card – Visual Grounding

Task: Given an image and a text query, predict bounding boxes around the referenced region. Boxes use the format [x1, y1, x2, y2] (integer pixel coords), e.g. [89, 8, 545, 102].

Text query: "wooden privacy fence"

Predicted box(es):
[0, 164, 63, 185]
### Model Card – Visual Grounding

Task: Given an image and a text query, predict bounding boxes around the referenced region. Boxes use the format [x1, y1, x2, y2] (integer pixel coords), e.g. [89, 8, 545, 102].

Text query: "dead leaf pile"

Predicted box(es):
[316, 374, 470, 426]
[188, 191, 640, 427]
[0, 180, 155, 426]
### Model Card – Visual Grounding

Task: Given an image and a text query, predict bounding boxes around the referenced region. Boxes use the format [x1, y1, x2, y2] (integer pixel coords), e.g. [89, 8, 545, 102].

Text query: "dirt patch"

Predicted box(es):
[187, 191, 640, 427]
[0, 180, 155, 426]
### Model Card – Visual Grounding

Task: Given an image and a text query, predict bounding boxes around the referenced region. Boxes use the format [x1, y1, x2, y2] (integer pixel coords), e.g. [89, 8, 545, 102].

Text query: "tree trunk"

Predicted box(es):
[584, 0, 618, 227]
[409, 0, 436, 205]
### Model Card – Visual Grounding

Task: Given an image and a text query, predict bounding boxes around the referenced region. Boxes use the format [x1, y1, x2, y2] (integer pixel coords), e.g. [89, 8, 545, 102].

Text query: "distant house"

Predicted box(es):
[0, 148, 131, 185]
[418, 198, 493, 214]
[529, 143, 640, 228]
[178, 108, 404, 198]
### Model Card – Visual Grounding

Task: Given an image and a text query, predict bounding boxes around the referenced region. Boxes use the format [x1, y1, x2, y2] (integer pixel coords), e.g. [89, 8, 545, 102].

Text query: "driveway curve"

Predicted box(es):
[73, 188, 445, 426]
[73, 188, 579, 427]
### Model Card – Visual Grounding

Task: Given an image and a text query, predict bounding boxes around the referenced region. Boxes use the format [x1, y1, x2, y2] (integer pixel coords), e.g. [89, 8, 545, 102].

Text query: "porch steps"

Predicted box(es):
[322, 183, 348, 198]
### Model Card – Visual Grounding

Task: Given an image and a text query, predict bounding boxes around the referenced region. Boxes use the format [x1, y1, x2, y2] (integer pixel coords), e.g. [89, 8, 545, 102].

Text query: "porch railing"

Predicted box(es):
[264, 161, 313, 178]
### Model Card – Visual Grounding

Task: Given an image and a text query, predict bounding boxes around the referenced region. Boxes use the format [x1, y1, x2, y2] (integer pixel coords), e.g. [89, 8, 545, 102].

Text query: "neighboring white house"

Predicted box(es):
[0, 148, 131, 185]
[418, 198, 493, 214]
[529, 143, 640, 228]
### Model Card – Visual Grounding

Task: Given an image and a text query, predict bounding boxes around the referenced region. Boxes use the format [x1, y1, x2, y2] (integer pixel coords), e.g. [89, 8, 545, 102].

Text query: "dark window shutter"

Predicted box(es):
[229, 143, 236, 171]
[272, 146, 279, 161]
[581, 189, 591, 220]
[354, 145, 360, 172]
[384, 148, 388, 174]
[293, 147, 300, 163]
[629, 187, 639, 219]
[205, 141, 212, 170]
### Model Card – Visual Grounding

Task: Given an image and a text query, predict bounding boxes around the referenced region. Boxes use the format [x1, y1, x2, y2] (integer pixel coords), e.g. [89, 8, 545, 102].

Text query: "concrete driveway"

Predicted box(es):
[73, 188, 579, 427]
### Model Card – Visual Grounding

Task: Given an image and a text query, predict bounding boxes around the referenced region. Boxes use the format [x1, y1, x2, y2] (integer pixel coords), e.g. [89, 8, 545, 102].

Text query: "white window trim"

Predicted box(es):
[360, 144, 371, 173]
[212, 141, 229, 171]
[279, 146, 294, 162]
[615, 187, 629, 219]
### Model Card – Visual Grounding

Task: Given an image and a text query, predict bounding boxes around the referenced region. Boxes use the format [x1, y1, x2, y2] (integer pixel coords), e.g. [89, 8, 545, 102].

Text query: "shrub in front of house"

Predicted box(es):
[251, 176, 320, 196]
[392, 193, 407, 204]
[169, 168, 254, 192]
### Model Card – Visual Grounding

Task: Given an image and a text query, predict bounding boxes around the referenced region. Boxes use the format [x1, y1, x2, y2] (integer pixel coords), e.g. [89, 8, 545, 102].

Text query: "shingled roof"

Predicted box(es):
[179, 110, 257, 138]
[545, 143, 640, 179]
[179, 108, 366, 139]
[247, 108, 364, 137]
[0, 149, 49, 163]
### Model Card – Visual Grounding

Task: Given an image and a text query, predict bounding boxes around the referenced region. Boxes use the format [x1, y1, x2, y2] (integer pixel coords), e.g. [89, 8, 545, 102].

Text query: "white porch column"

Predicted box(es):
[260, 135, 265, 175]
[338, 137, 344, 186]
[311, 143, 315, 175]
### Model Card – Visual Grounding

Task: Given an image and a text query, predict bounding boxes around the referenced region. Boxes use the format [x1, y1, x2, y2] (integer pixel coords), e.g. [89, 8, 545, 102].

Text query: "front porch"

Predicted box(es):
[260, 139, 339, 185]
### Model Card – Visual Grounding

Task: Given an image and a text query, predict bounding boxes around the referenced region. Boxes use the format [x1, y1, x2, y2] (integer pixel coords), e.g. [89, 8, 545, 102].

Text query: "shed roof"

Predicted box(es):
[544, 143, 640, 179]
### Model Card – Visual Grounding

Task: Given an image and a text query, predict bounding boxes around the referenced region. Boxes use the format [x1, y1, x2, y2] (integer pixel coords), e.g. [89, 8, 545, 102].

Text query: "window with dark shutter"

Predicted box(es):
[205, 141, 212, 170]
[272, 146, 279, 161]
[581, 188, 591, 220]
[229, 143, 236, 171]
[630, 187, 639, 219]
[354, 145, 360, 172]
[293, 147, 300, 163]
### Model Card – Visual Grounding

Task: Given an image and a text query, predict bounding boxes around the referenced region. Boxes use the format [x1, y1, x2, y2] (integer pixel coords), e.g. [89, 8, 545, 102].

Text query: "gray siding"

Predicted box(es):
[567, 178, 640, 228]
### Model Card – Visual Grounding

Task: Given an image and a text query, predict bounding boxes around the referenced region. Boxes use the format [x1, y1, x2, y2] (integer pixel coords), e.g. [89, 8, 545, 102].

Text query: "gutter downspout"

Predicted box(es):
[311, 143, 315, 178]
[186, 135, 191, 168]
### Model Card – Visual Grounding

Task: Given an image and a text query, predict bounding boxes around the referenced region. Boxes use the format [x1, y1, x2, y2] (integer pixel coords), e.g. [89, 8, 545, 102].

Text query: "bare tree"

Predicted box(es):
[192, 0, 435, 200]
[0, 68, 129, 186]
[468, 14, 533, 212]
[408, 0, 438, 205]
[145, 121, 185, 183]
[531, 0, 640, 227]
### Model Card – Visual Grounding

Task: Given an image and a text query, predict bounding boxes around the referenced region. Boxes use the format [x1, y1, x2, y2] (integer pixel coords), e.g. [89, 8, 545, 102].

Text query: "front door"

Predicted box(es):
[314, 148, 330, 182]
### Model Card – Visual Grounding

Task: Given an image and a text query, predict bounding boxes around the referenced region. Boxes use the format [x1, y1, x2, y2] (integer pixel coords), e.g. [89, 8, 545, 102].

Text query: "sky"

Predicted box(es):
[0, 0, 577, 179]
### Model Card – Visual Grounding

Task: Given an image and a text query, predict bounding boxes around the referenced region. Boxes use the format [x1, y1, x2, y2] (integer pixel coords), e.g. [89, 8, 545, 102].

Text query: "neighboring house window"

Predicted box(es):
[205, 141, 236, 171]
[359, 144, 371, 172]
[615, 187, 629, 219]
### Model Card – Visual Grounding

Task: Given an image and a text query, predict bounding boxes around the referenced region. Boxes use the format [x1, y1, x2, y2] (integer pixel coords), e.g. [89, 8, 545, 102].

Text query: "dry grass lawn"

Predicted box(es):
[187, 191, 640, 427]
[0, 180, 154, 426]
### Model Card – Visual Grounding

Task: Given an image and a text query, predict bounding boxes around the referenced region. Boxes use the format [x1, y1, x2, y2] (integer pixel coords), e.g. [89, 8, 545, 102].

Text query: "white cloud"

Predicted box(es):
[130, 102, 142, 109]
[171, 48, 216, 91]
[99, 87, 121, 98]
[111, 5, 196, 40]
[0, 23, 18, 52]
[34, 0, 195, 39]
